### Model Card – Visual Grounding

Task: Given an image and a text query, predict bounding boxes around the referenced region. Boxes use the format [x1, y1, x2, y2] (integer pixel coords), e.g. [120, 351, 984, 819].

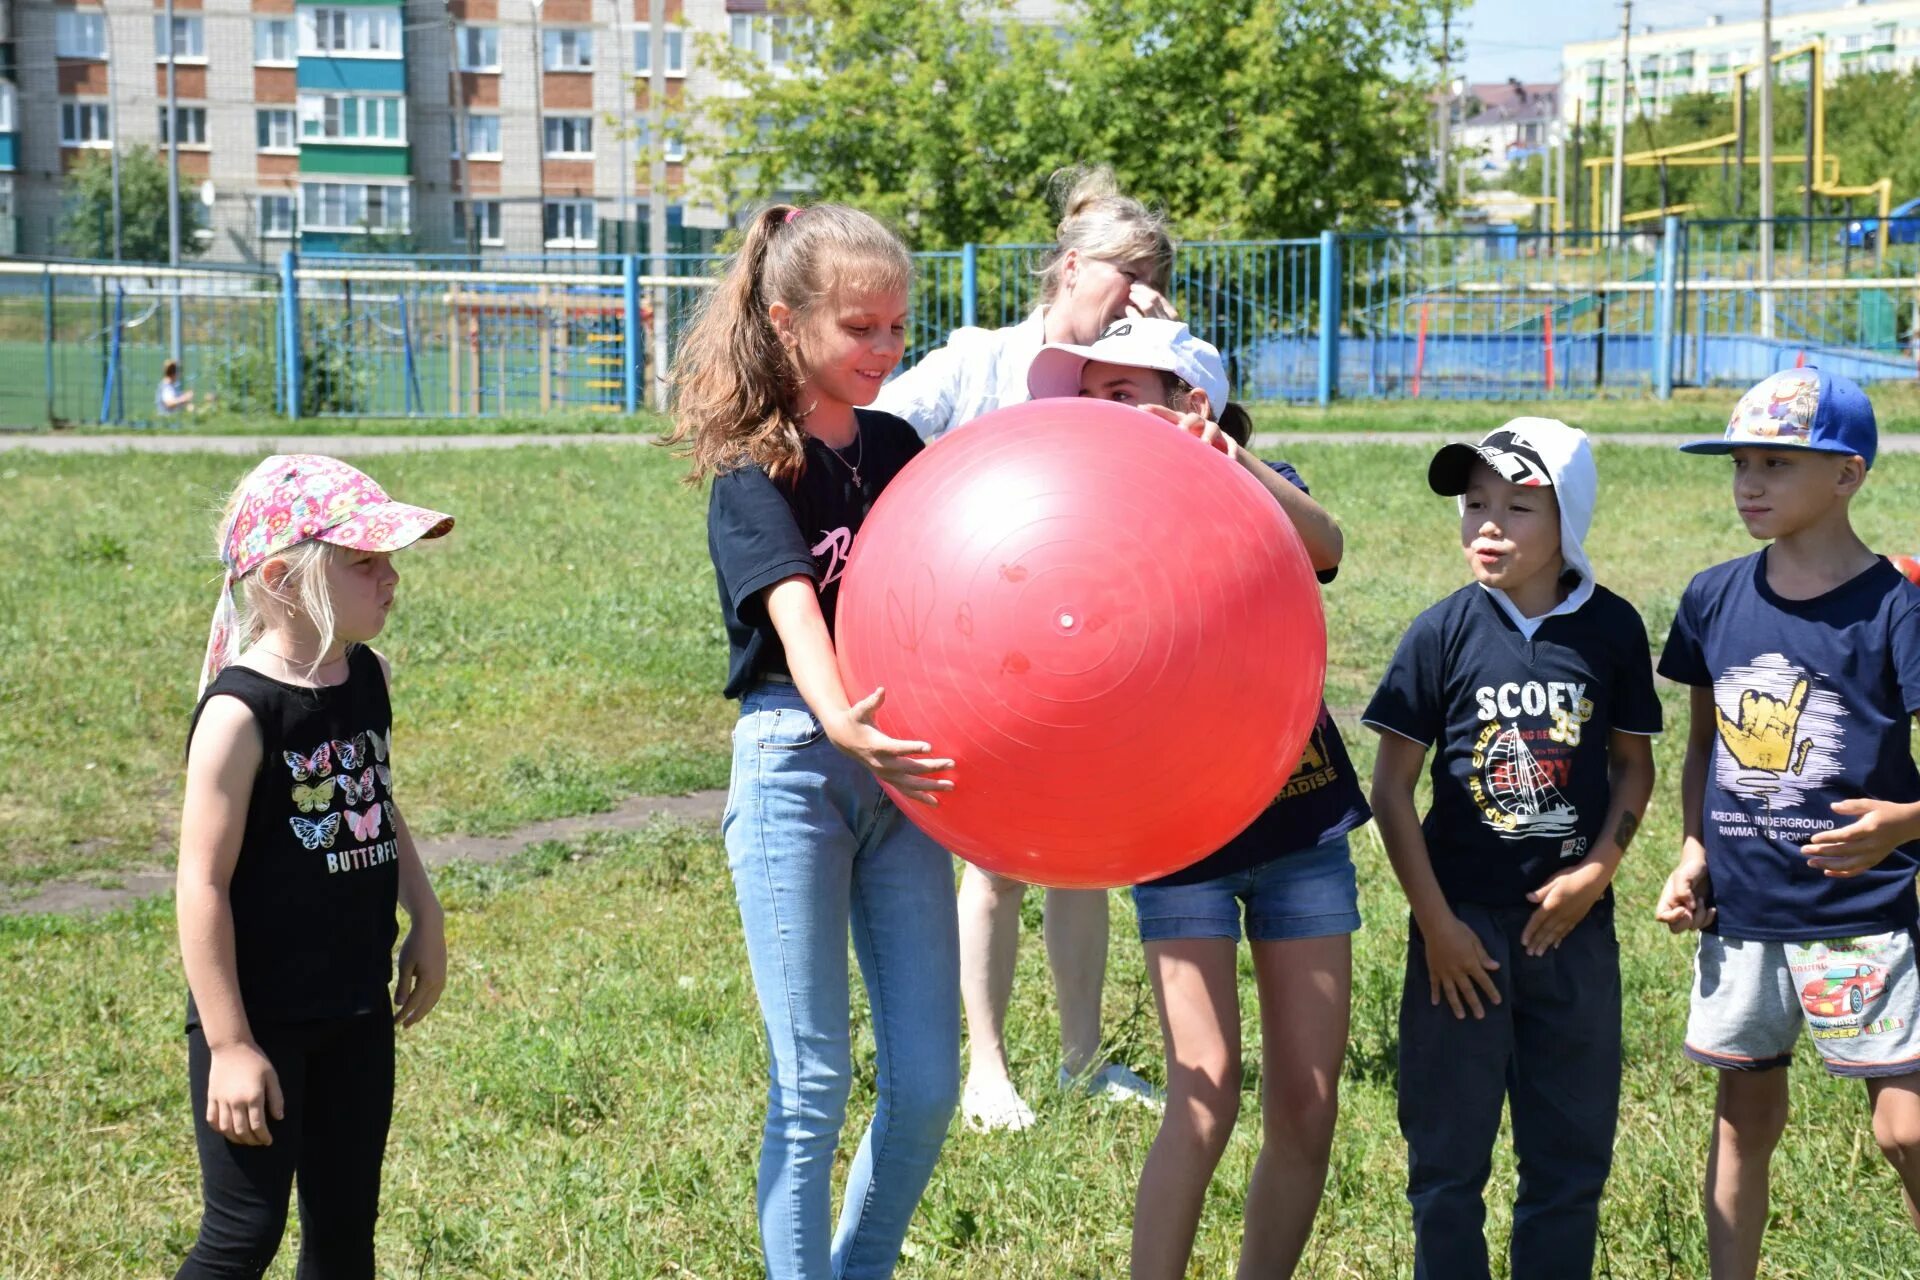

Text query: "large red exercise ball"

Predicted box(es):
[834, 398, 1328, 888]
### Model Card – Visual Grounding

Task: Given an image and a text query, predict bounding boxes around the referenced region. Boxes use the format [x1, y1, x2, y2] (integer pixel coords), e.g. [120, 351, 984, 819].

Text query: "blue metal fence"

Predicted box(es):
[3, 218, 1914, 426]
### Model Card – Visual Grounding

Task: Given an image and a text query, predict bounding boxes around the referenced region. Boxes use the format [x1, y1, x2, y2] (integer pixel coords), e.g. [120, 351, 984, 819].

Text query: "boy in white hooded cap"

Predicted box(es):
[1362, 419, 1661, 1279]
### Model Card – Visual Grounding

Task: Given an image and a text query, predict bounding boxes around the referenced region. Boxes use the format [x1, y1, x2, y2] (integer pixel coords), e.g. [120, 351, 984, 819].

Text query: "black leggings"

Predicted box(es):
[176, 1014, 394, 1280]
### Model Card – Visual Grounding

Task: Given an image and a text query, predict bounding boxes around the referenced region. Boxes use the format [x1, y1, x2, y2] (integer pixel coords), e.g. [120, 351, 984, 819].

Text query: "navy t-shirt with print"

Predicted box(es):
[1659, 551, 1920, 941]
[1364, 584, 1663, 906]
[1148, 460, 1370, 886]
[708, 408, 923, 699]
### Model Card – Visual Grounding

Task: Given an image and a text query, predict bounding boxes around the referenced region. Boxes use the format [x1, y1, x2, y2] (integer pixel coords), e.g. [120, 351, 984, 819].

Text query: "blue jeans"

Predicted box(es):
[724, 682, 961, 1280]
[1398, 901, 1621, 1280]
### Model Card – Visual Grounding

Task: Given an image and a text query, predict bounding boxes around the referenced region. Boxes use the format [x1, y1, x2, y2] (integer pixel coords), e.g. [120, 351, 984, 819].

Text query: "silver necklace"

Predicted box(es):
[821, 430, 864, 487]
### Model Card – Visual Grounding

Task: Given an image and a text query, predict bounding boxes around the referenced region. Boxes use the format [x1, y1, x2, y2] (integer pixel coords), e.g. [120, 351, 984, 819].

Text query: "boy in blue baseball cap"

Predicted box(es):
[1656, 367, 1920, 1273]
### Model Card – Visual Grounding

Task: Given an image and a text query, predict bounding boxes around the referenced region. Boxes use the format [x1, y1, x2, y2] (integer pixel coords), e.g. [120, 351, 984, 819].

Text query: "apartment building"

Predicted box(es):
[1, 0, 791, 262]
[1562, 0, 1920, 125]
[1453, 79, 1558, 178]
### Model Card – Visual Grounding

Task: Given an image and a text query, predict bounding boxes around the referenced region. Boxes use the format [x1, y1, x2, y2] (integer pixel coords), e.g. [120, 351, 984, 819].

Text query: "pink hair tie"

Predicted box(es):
[784, 207, 805, 224]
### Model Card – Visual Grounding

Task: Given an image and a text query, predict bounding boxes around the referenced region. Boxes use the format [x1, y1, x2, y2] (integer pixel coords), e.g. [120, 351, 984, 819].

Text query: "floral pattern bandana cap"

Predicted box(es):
[199, 454, 454, 694]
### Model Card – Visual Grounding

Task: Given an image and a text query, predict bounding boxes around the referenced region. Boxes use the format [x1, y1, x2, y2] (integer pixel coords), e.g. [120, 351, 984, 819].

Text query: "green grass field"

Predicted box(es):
[6, 437, 1920, 1275]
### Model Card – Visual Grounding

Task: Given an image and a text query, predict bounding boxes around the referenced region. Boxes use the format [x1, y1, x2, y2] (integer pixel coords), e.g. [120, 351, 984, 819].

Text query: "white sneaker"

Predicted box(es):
[1062, 1062, 1165, 1111]
[961, 1078, 1036, 1133]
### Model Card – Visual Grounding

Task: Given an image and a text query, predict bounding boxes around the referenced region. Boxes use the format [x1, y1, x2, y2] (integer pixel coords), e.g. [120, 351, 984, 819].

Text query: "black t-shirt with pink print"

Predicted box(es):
[185, 643, 400, 1029]
[707, 408, 923, 699]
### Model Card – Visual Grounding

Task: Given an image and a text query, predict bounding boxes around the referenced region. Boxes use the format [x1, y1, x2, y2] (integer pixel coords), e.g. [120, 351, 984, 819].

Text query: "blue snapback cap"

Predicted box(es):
[1680, 366, 1878, 468]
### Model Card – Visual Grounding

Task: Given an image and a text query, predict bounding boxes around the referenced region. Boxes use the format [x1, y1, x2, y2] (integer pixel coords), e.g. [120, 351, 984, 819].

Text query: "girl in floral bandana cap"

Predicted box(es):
[174, 454, 452, 1279]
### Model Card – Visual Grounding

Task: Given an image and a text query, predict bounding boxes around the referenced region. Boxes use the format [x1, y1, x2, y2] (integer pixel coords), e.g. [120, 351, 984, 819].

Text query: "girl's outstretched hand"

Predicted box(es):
[829, 687, 955, 805]
[207, 1041, 283, 1146]
[1139, 404, 1239, 462]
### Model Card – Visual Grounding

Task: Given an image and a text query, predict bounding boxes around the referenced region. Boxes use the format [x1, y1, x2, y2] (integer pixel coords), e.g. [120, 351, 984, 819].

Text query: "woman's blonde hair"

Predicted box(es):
[665, 203, 913, 486]
[215, 483, 344, 684]
[1037, 167, 1175, 303]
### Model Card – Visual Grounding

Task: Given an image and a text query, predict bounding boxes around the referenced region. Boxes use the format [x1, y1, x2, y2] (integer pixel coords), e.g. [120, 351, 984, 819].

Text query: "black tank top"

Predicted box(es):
[186, 644, 400, 1028]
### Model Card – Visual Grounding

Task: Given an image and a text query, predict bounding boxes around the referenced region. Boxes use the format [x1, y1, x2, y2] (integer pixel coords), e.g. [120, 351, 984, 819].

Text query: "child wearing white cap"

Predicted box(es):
[1363, 419, 1661, 1278]
[1031, 319, 1367, 1277]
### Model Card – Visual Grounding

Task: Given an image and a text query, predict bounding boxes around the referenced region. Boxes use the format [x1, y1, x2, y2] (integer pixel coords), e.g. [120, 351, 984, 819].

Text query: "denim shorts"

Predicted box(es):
[1131, 835, 1361, 943]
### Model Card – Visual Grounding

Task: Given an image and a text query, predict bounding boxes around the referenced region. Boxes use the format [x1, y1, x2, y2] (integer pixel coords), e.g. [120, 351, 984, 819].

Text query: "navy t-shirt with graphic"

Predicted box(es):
[1659, 551, 1920, 941]
[1149, 460, 1370, 886]
[1364, 584, 1663, 906]
[707, 408, 923, 699]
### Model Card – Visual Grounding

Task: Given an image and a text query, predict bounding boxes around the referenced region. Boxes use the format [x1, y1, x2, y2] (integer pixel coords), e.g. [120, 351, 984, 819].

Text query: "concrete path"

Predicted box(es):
[4, 789, 728, 919]
[9, 429, 1920, 455]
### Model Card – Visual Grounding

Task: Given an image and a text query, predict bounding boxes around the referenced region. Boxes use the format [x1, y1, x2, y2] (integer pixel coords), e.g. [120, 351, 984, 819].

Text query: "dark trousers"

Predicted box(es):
[1399, 902, 1621, 1280]
[176, 1013, 394, 1280]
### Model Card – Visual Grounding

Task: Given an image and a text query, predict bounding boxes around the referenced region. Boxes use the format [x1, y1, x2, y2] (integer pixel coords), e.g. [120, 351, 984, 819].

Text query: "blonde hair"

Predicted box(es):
[1037, 167, 1175, 303]
[214, 483, 344, 684]
[665, 203, 913, 486]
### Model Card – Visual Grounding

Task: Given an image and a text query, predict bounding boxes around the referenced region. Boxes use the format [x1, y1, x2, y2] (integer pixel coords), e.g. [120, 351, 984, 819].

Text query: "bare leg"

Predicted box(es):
[1704, 1069, 1789, 1280]
[1867, 1072, 1920, 1232]
[1131, 939, 1241, 1280]
[952, 867, 1029, 1128]
[1238, 934, 1351, 1278]
[1046, 888, 1111, 1077]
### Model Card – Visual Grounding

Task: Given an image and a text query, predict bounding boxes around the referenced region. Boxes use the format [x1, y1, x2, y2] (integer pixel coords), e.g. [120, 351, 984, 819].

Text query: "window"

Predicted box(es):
[639, 120, 684, 162]
[299, 93, 406, 143]
[158, 106, 208, 146]
[542, 28, 593, 70]
[302, 8, 401, 57]
[543, 114, 592, 156]
[56, 11, 107, 59]
[257, 108, 297, 151]
[730, 15, 810, 67]
[154, 14, 205, 61]
[60, 101, 110, 146]
[465, 114, 501, 157]
[454, 199, 503, 245]
[259, 193, 296, 238]
[544, 198, 594, 247]
[0, 82, 15, 133]
[255, 19, 296, 64]
[633, 28, 686, 76]
[301, 181, 409, 232]
[456, 25, 499, 72]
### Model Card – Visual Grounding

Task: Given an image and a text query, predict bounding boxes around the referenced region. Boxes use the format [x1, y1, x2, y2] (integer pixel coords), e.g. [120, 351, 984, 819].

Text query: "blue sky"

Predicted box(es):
[1460, 0, 1864, 84]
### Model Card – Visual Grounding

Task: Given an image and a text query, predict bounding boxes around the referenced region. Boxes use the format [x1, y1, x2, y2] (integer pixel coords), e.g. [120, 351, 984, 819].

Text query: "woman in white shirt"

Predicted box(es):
[875, 167, 1175, 1131]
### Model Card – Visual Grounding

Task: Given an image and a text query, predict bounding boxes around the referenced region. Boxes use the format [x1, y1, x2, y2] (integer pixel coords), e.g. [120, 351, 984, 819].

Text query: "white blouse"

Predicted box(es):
[873, 308, 1048, 442]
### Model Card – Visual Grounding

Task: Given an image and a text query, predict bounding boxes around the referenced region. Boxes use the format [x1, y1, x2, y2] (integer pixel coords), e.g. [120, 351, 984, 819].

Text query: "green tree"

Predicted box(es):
[695, 0, 1443, 246]
[60, 145, 207, 263]
[696, 0, 1078, 247]
[1057, 0, 1440, 238]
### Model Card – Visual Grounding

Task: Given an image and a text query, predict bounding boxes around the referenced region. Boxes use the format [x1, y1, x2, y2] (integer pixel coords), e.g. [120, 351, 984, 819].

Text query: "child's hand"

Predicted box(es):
[1801, 798, 1920, 877]
[1654, 854, 1715, 932]
[206, 1042, 283, 1146]
[828, 687, 956, 805]
[1521, 857, 1614, 957]
[1423, 913, 1502, 1020]
[1139, 404, 1240, 462]
[395, 914, 447, 1028]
